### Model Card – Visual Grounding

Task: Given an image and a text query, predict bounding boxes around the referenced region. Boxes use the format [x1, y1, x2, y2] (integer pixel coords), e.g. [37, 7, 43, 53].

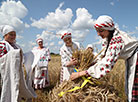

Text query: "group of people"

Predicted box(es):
[0, 25, 50, 101]
[0, 15, 138, 102]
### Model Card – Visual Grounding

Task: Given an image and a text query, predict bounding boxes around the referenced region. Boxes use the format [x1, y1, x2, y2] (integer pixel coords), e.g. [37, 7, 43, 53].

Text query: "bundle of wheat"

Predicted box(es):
[48, 78, 126, 102]
[47, 50, 126, 102]
[72, 49, 95, 71]
[31, 50, 126, 102]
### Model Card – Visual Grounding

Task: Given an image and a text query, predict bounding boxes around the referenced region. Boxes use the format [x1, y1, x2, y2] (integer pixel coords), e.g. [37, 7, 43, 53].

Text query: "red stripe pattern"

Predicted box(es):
[61, 33, 71, 39]
[94, 23, 114, 29]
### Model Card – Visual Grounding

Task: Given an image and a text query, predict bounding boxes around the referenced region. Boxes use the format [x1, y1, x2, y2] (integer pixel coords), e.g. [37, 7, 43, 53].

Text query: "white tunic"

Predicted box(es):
[0, 40, 20, 52]
[60, 42, 83, 82]
[24, 46, 51, 89]
[87, 29, 138, 101]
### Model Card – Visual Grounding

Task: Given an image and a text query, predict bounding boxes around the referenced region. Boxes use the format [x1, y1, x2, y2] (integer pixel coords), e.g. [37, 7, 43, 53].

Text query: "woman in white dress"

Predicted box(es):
[32, 38, 51, 89]
[70, 15, 138, 102]
[0, 25, 20, 58]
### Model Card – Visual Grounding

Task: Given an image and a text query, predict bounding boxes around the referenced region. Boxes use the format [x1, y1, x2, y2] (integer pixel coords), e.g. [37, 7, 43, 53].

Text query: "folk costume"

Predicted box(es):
[86, 15, 138, 102]
[60, 32, 82, 82]
[0, 25, 37, 102]
[24, 38, 51, 89]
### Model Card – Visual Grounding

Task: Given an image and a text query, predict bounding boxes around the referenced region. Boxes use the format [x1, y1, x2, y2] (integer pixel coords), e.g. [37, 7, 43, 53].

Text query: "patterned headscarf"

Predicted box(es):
[94, 15, 115, 30]
[61, 32, 71, 39]
[0, 25, 15, 36]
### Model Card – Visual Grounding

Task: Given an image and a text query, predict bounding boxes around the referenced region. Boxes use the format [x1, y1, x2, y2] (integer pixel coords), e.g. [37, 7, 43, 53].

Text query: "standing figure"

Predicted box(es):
[32, 38, 51, 89]
[60, 32, 83, 83]
[70, 15, 138, 102]
[0, 25, 36, 102]
[0, 25, 20, 57]
[86, 44, 97, 56]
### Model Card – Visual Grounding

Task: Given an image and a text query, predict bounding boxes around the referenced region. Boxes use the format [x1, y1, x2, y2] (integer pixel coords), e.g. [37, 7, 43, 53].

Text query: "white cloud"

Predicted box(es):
[29, 41, 36, 46]
[72, 8, 95, 30]
[37, 31, 56, 42]
[72, 29, 90, 42]
[136, 27, 138, 30]
[25, 23, 30, 28]
[126, 31, 135, 35]
[31, 4, 96, 52]
[0, 1, 28, 33]
[58, 41, 63, 45]
[16, 34, 23, 39]
[49, 42, 55, 46]
[31, 2, 73, 30]
[1, 1, 27, 18]
[122, 25, 128, 29]
[17, 43, 25, 48]
[110, 2, 114, 6]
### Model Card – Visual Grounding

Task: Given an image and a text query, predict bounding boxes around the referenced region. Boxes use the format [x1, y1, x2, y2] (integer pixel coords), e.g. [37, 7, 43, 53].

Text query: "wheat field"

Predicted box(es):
[31, 55, 126, 102]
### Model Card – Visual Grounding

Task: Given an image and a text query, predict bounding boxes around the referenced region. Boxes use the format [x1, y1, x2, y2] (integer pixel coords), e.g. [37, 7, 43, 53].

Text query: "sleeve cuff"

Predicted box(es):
[85, 70, 91, 77]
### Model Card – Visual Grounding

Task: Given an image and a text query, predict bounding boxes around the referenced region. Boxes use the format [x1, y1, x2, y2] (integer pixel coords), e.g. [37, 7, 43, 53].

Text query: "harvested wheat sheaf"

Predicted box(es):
[48, 78, 125, 102]
[47, 50, 126, 102]
[72, 49, 94, 71]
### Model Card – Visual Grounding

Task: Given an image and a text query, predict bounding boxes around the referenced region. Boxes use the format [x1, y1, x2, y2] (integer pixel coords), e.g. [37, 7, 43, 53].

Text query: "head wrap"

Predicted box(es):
[94, 15, 115, 30]
[36, 38, 43, 43]
[61, 32, 71, 39]
[86, 44, 94, 49]
[0, 25, 15, 36]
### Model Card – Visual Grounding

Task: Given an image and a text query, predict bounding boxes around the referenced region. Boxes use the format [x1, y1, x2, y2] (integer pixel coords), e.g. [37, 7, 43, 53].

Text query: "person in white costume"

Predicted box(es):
[60, 32, 83, 83]
[0, 25, 36, 102]
[31, 38, 51, 89]
[86, 44, 97, 56]
[0, 25, 21, 57]
[0, 25, 21, 90]
[70, 15, 138, 102]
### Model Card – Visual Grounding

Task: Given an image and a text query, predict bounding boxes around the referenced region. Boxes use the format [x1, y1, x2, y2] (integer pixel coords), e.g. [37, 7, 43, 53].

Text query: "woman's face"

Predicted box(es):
[96, 28, 110, 39]
[63, 37, 72, 47]
[38, 41, 43, 48]
[4, 31, 16, 43]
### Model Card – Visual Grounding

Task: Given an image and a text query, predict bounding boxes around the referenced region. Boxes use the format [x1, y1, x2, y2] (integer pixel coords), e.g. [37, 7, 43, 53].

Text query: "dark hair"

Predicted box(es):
[104, 29, 115, 56]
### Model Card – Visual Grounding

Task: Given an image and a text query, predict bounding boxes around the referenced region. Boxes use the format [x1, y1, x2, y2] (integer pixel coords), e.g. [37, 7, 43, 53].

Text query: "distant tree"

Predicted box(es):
[50, 52, 60, 56]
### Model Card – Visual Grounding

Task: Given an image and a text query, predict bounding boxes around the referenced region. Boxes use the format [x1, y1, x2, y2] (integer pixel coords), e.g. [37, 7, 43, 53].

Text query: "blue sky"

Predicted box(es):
[0, 0, 138, 53]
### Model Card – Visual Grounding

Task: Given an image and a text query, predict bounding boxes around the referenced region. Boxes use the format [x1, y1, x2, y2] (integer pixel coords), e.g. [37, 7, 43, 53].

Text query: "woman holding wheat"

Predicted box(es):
[60, 31, 83, 83]
[70, 15, 138, 102]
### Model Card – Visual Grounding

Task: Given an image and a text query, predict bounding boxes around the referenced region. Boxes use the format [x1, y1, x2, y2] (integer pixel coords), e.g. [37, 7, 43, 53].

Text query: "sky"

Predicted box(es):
[0, 0, 138, 54]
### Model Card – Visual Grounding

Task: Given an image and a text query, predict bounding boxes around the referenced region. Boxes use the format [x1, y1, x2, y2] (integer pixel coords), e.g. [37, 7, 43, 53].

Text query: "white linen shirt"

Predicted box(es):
[87, 29, 138, 101]
[60, 42, 83, 81]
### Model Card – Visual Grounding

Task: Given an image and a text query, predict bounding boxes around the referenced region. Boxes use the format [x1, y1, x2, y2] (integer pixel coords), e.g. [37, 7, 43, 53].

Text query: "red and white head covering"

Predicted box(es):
[94, 15, 115, 30]
[61, 32, 71, 39]
[0, 25, 15, 36]
[36, 38, 43, 43]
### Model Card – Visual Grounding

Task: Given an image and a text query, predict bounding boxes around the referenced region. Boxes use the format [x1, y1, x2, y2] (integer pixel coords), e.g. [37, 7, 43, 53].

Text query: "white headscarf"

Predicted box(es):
[94, 15, 115, 30]
[36, 38, 43, 43]
[86, 44, 94, 49]
[0, 25, 15, 36]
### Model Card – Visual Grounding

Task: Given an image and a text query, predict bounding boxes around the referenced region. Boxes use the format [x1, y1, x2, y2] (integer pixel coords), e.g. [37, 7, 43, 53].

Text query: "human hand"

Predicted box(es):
[71, 58, 78, 65]
[70, 72, 80, 80]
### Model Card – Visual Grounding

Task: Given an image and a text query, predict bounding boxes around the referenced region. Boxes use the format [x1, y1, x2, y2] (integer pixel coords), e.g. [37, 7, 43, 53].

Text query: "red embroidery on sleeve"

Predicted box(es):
[100, 67, 104, 71]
